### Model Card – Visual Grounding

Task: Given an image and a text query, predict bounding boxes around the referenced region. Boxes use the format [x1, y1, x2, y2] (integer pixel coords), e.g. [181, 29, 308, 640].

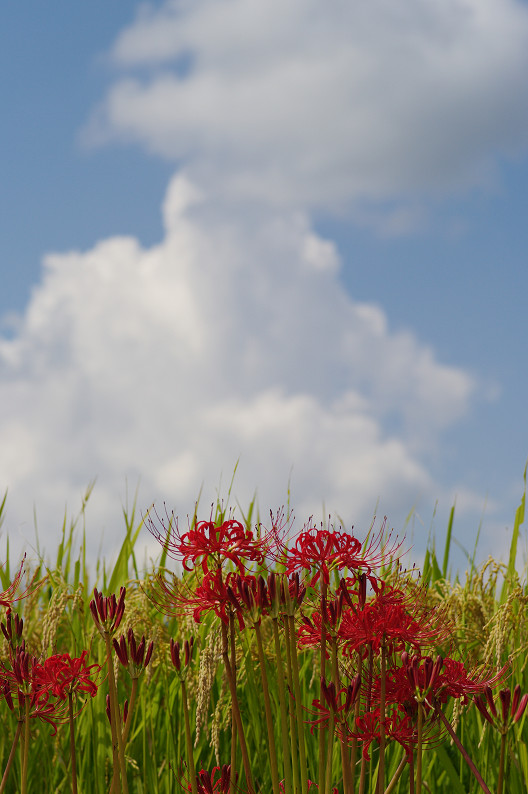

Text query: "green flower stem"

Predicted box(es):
[415, 702, 423, 794]
[221, 621, 255, 794]
[283, 616, 301, 794]
[319, 585, 328, 794]
[434, 704, 492, 794]
[104, 633, 129, 794]
[330, 641, 352, 794]
[229, 613, 237, 794]
[272, 616, 293, 794]
[0, 720, 23, 794]
[123, 677, 139, 746]
[324, 711, 335, 794]
[349, 654, 363, 794]
[288, 614, 309, 794]
[377, 641, 387, 793]
[383, 752, 407, 794]
[497, 730, 507, 794]
[21, 696, 30, 794]
[68, 692, 79, 794]
[255, 622, 281, 794]
[181, 680, 198, 794]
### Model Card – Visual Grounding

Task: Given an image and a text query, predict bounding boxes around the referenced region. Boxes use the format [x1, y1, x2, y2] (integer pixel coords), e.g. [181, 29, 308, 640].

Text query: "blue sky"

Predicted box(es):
[1, 1, 527, 570]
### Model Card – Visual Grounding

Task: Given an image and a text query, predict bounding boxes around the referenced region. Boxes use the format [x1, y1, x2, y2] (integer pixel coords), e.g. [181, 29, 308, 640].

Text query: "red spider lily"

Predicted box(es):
[437, 658, 507, 705]
[226, 573, 272, 627]
[113, 629, 154, 678]
[1, 646, 67, 734]
[1, 608, 24, 651]
[186, 765, 234, 794]
[0, 556, 33, 609]
[284, 518, 403, 587]
[170, 637, 194, 677]
[32, 651, 100, 700]
[475, 684, 528, 727]
[339, 584, 445, 657]
[160, 569, 244, 628]
[309, 675, 361, 731]
[89, 587, 126, 636]
[350, 707, 416, 762]
[146, 507, 268, 574]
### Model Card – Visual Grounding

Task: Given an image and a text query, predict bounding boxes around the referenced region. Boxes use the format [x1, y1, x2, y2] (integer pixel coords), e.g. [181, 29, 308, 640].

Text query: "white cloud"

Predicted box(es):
[0, 176, 478, 565]
[83, 0, 528, 212]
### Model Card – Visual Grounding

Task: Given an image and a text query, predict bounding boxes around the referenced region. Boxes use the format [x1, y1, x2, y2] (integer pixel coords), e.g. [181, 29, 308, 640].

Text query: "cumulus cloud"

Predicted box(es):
[84, 0, 528, 211]
[0, 175, 478, 563]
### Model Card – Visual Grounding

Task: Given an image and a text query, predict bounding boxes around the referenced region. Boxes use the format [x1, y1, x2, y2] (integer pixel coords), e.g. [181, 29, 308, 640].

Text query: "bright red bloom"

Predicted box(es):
[350, 707, 416, 761]
[0, 556, 34, 609]
[284, 519, 402, 588]
[339, 584, 445, 657]
[146, 507, 268, 574]
[32, 650, 100, 700]
[190, 765, 233, 794]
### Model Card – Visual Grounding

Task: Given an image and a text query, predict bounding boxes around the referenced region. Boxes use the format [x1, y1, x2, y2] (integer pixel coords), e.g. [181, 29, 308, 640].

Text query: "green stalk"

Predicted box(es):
[229, 613, 237, 794]
[415, 703, 423, 794]
[104, 633, 129, 794]
[182, 680, 198, 794]
[0, 720, 23, 794]
[123, 678, 139, 746]
[272, 616, 293, 794]
[358, 647, 374, 794]
[497, 730, 507, 794]
[349, 654, 363, 794]
[319, 586, 328, 794]
[21, 696, 30, 794]
[221, 621, 255, 794]
[283, 616, 301, 794]
[255, 622, 281, 794]
[288, 614, 309, 794]
[434, 705, 492, 794]
[377, 641, 387, 793]
[69, 692, 79, 794]
[324, 711, 336, 794]
[384, 753, 407, 794]
[330, 640, 352, 794]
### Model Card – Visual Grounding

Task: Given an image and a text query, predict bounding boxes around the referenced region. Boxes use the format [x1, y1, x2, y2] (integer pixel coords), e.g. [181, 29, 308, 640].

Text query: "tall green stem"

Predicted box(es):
[272, 617, 293, 794]
[182, 681, 198, 794]
[434, 705, 492, 794]
[288, 614, 309, 794]
[255, 623, 281, 794]
[221, 621, 255, 794]
[497, 731, 507, 794]
[105, 633, 129, 794]
[0, 720, 23, 794]
[21, 697, 30, 794]
[68, 692, 78, 794]
[284, 616, 301, 794]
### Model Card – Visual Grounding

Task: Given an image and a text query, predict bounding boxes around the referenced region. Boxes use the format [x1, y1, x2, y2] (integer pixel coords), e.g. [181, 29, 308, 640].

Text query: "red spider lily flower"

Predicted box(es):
[350, 707, 416, 762]
[1, 608, 24, 650]
[437, 658, 507, 705]
[188, 765, 234, 794]
[170, 637, 194, 678]
[90, 587, 126, 636]
[309, 675, 361, 732]
[475, 684, 528, 727]
[284, 518, 403, 588]
[298, 593, 347, 652]
[339, 584, 446, 657]
[155, 568, 242, 627]
[32, 651, 100, 700]
[146, 506, 269, 574]
[0, 556, 34, 609]
[113, 628, 154, 678]
[226, 574, 272, 627]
